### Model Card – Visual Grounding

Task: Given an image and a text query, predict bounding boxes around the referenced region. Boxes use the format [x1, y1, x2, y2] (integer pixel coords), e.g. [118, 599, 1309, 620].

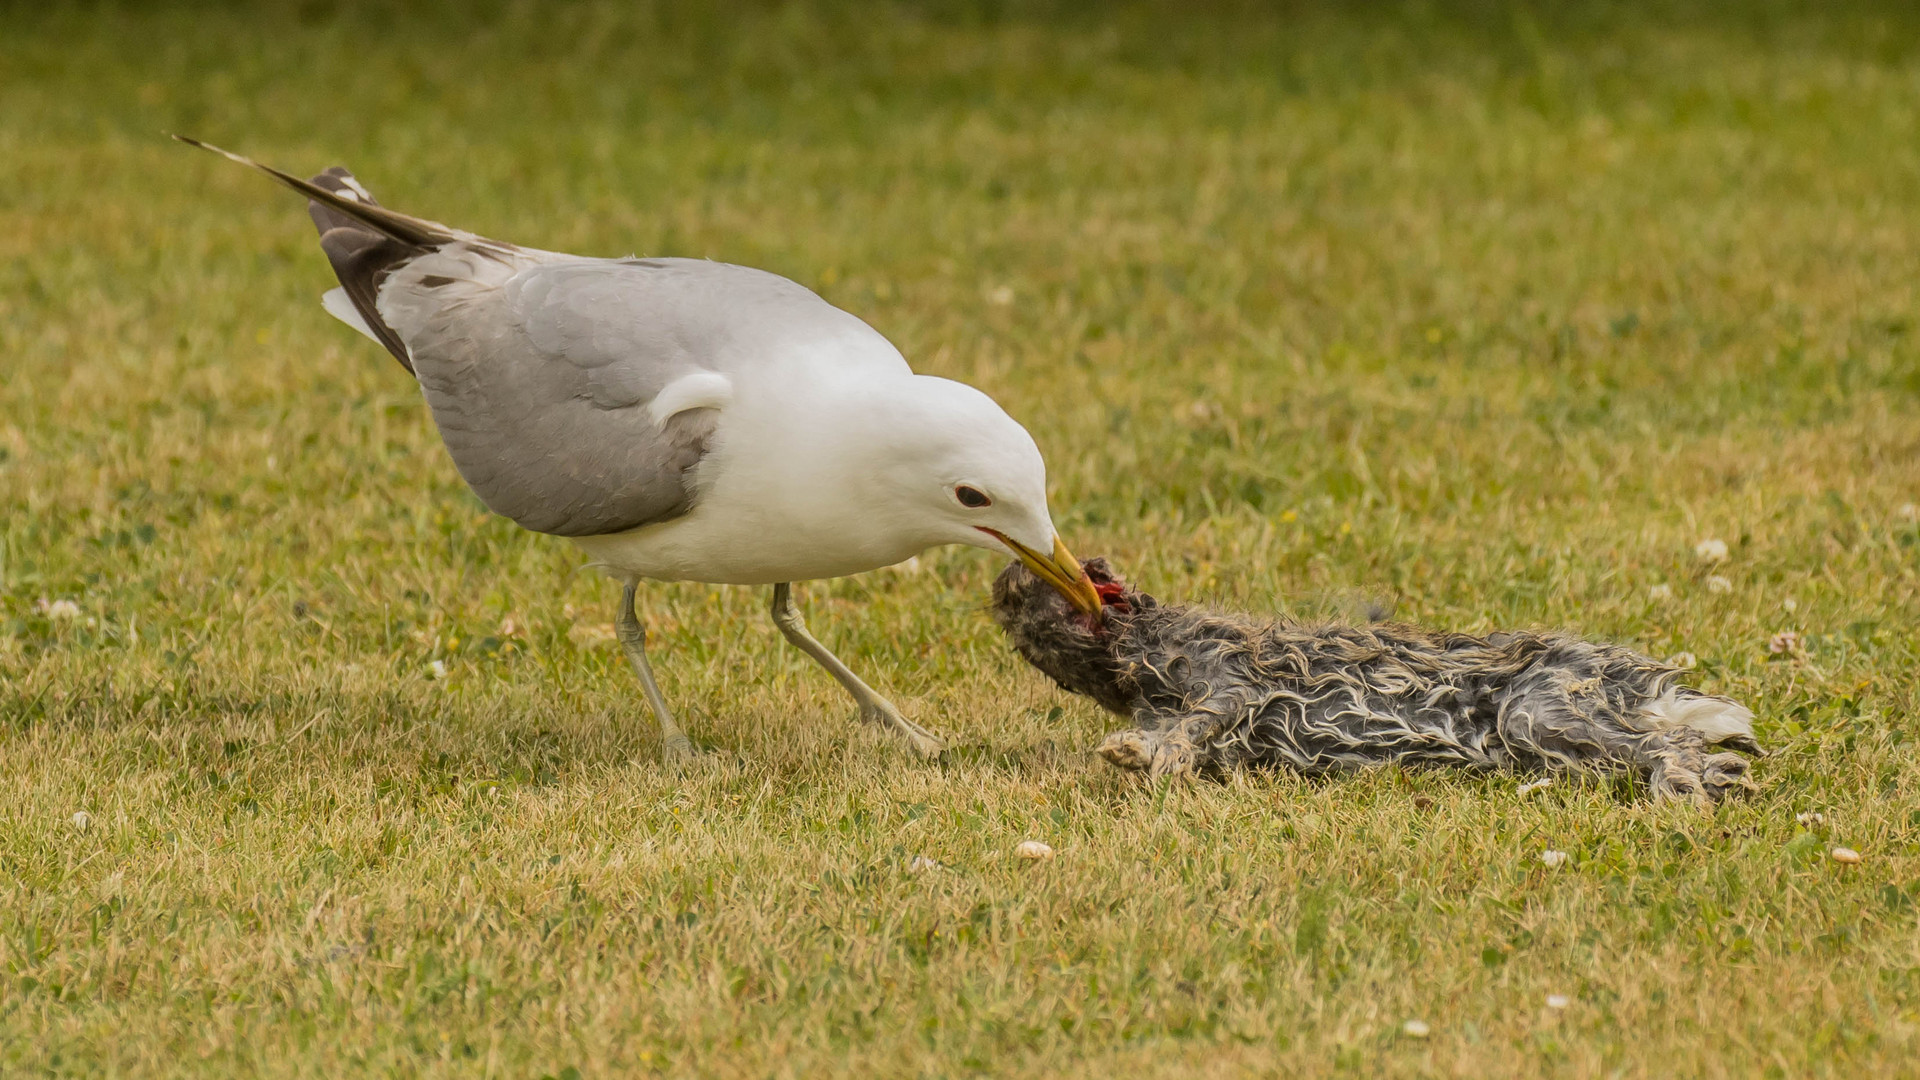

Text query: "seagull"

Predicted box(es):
[178, 137, 1102, 762]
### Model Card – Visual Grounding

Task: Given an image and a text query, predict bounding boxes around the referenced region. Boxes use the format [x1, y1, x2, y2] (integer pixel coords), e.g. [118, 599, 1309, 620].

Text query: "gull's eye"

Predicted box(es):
[954, 485, 992, 509]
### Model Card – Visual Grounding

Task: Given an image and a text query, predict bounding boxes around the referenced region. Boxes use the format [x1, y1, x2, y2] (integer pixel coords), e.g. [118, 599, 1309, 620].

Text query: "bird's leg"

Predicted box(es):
[769, 582, 944, 757]
[615, 579, 698, 763]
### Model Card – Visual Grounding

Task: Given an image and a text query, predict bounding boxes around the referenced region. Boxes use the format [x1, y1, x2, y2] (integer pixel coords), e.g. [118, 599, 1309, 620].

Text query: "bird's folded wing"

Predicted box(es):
[376, 254, 880, 537]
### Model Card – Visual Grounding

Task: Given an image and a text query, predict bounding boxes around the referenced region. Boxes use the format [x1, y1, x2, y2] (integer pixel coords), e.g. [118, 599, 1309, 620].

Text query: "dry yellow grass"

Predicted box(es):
[3, 2, 1919, 1076]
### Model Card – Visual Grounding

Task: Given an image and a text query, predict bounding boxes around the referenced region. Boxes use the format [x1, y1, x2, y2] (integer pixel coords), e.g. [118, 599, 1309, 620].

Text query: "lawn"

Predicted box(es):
[4, 1, 1920, 1076]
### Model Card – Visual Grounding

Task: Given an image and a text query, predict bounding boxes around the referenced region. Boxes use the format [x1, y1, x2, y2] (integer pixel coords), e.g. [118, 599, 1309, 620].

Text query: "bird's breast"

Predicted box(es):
[568, 505, 926, 585]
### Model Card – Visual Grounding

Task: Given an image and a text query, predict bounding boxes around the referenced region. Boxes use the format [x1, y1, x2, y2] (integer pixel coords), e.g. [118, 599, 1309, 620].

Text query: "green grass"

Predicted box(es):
[4, 1, 1920, 1075]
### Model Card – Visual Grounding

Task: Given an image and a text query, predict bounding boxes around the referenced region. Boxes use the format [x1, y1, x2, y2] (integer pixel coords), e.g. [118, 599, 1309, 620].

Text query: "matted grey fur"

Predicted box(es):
[991, 559, 1760, 806]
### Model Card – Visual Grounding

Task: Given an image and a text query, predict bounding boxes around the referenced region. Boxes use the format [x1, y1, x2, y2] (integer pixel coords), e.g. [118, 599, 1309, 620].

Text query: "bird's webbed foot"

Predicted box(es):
[857, 698, 946, 758]
[660, 732, 701, 765]
[769, 582, 945, 758]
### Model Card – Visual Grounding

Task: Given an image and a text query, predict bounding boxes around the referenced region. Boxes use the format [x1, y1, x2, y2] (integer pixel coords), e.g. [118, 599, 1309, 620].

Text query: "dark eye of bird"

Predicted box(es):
[955, 485, 991, 508]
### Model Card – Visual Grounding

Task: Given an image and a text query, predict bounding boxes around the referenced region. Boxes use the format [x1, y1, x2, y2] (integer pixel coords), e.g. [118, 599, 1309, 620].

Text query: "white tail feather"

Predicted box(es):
[321, 287, 382, 344]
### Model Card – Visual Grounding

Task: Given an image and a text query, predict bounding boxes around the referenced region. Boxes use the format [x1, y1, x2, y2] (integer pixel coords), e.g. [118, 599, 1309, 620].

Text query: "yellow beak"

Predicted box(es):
[999, 533, 1102, 616]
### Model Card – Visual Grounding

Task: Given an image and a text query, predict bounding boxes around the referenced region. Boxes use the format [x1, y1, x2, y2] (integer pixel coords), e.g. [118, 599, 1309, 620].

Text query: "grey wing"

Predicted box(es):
[376, 253, 875, 537]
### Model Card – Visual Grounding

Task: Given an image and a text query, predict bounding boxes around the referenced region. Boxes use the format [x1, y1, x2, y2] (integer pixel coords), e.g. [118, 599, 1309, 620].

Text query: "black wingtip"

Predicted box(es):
[171, 134, 449, 249]
[171, 133, 250, 163]
[170, 134, 227, 158]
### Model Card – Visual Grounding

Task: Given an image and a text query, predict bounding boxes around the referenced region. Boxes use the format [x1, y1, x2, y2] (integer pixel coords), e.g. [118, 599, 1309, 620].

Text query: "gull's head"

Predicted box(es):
[851, 376, 1101, 616]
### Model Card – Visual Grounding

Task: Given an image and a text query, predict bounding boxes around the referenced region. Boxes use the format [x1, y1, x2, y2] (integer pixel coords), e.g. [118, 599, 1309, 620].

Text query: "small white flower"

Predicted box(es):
[1768, 631, 1802, 656]
[1648, 583, 1673, 602]
[1517, 777, 1553, 797]
[1013, 840, 1054, 861]
[1546, 994, 1572, 1010]
[909, 855, 939, 873]
[1667, 651, 1698, 670]
[1831, 847, 1862, 865]
[1782, 597, 1798, 613]
[1541, 850, 1568, 869]
[1796, 811, 1825, 827]
[1694, 538, 1729, 562]
[1898, 503, 1919, 523]
[1401, 1019, 1431, 1038]
[71, 811, 92, 831]
[1706, 575, 1733, 594]
[986, 285, 1015, 306]
[427, 660, 448, 680]
[47, 599, 81, 620]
